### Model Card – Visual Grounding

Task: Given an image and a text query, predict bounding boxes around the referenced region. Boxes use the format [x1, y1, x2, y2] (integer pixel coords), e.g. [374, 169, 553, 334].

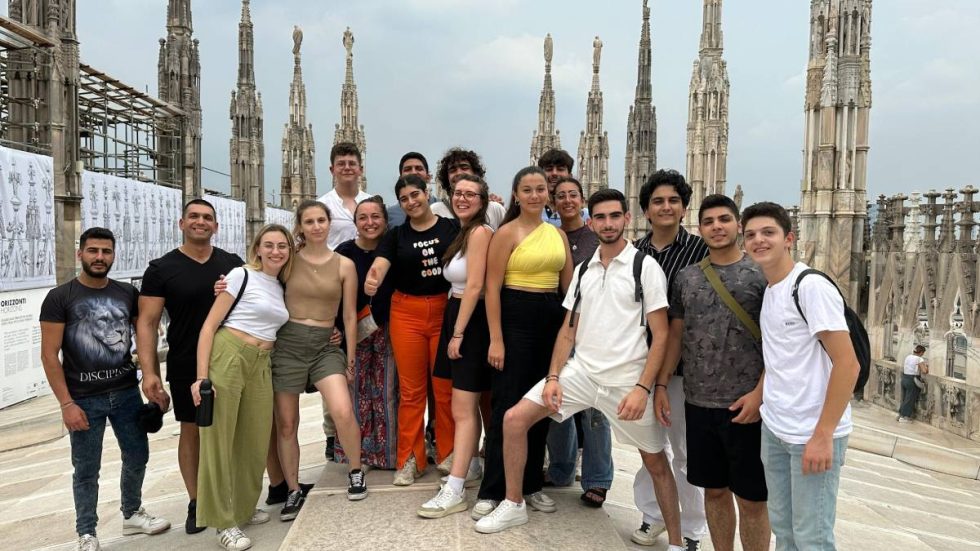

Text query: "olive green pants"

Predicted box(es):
[197, 329, 273, 529]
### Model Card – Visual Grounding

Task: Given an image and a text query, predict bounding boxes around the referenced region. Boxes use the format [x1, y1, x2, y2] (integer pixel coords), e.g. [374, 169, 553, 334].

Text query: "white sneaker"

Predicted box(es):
[76, 534, 100, 551]
[417, 485, 468, 518]
[122, 507, 171, 535]
[439, 462, 484, 488]
[436, 451, 454, 476]
[898, 417, 912, 423]
[524, 491, 556, 513]
[668, 546, 687, 551]
[393, 455, 422, 486]
[247, 509, 270, 525]
[474, 500, 529, 534]
[631, 521, 665, 546]
[217, 527, 252, 551]
[470, 499, 498, 520]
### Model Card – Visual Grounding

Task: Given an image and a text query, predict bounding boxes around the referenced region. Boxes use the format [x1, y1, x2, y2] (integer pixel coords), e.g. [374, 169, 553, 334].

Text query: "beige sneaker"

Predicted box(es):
[631, 521, 666, 546]
[470, 498, 498, 520]
[393, 455, 423, 486]
[436, 451, 455, 476]
[418, 485, 468, 518]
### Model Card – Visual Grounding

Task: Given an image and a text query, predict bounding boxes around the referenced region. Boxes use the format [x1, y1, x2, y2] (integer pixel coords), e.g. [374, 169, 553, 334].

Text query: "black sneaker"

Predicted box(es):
[685, 538, 701, 551]
[185, 499, 206, 534]
[325, 436, 336, 462]
[347, 469, 368, 501]
[280, 490, 305, 521]
[299, 482, 314, 497]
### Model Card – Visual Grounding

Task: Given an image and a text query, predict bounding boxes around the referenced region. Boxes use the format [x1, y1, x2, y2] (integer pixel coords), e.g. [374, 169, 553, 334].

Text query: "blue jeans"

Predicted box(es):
[546, 408, 613, 490]
[70, 386, 148, 536]
[760, 422, 847, 550]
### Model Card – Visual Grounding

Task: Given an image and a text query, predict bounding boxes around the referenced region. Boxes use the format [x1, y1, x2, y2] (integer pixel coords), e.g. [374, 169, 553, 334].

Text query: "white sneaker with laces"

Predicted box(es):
[631, 521, 666, 545]
[474, 500, 529, 534]
[470, 499, 498, 520]
[122, 507, 171, 535]
[247, 509, 270, 525]
[668, 546, 687, 551]
[393, 455, 422, 486]
[217, 527, 252, 551]
[524, 491, 556, 513]
[76, 534, 100, 551]
[418, 485, 467, 518]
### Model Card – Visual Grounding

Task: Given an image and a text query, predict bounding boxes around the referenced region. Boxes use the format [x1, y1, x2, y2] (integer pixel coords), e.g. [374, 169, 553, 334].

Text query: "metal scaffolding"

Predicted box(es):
[0, 17, 54, 155]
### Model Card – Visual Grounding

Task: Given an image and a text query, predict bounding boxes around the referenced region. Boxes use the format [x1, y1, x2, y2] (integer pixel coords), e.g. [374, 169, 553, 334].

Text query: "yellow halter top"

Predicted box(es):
[504, 223, 566, 289]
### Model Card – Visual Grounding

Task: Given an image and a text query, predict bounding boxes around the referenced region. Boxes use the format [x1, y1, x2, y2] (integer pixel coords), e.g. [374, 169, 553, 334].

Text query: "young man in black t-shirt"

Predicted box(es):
[135, 199, 250, 534]
[40, 227, 171, 551]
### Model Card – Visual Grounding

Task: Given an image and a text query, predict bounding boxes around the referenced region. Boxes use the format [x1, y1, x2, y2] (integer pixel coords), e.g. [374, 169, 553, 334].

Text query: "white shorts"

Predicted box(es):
[524, 359, 666, 453]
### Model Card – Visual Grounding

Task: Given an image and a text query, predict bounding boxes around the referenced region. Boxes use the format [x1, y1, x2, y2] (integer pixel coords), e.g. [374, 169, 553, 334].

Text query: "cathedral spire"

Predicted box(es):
[158, 0, 202, 197]
[577, 36, 609, 198]
[624, 0, 657, 240]
[529, 34, 561, 166]
[281, 26, 316, 209]
[230, 0, 264, 242]
[684, 0, 730, 229]
[333, 27, 368, 189]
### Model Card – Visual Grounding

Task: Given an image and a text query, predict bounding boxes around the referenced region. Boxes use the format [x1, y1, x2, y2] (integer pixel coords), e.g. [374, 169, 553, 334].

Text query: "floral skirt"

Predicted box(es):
[335, 324, 399, 469]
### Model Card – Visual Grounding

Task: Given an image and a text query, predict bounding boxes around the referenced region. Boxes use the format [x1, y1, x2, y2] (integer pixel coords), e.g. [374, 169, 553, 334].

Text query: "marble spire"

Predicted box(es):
[684, 0, 730, 229]
[280, 26, 316, 209]
[333, 27, 368, 190]
[577, 36, 609, 198]
[158, 0, 202, 198]
[529, 33, 561, 166]
[229, 0, 265, 242]
[624, 0, 657, 240]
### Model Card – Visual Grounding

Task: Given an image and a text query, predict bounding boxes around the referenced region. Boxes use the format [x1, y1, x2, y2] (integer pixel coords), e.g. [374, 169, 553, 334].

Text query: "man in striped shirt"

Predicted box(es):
[630, 169, 710, 550]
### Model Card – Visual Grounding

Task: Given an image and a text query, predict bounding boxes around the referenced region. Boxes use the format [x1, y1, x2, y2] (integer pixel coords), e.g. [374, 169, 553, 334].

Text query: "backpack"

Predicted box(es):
[569, 250, 646, 328]
[791, 269, 871, 395]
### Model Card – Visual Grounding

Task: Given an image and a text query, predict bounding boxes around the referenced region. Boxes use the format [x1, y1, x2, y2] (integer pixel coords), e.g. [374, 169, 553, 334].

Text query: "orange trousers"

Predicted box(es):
[389, 291, 454, 470]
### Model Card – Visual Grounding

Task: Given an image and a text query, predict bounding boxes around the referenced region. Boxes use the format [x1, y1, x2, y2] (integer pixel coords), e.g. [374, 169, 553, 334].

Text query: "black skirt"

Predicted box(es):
[433, 296, 492, 392]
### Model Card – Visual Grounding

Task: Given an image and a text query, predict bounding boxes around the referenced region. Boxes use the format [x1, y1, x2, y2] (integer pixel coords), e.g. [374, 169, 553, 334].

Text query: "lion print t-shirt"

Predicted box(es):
[40, 279, 140, 399]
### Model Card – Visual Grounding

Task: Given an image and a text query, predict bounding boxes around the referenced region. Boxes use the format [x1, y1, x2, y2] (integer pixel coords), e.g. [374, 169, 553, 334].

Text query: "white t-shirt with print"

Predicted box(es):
[759, 262, 852, 444]
[903, 354, 925, 376]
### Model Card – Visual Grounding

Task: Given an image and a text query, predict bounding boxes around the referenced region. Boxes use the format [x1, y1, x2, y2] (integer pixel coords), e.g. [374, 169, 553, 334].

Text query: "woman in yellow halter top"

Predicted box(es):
[473, 166, 572, 517]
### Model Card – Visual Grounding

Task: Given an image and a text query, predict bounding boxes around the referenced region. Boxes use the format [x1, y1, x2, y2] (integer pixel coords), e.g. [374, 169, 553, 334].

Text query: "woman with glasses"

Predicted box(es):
[417, 173, 494, 518]
[365, 175, 460, 486]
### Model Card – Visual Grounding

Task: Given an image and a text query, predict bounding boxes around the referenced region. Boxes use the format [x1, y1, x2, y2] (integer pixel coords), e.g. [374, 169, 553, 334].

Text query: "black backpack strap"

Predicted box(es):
[633, 250, 646, 327]
[221, 268, 248, 326]
[568, 260, 591, 328]
[791, 268, 843, 323]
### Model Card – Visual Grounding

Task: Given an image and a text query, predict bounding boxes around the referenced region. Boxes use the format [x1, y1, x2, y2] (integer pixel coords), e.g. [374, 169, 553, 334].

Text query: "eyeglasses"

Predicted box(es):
[555, 191, 581, 201]
[452, 190, 481, 201]
[260, 242, 290, 251]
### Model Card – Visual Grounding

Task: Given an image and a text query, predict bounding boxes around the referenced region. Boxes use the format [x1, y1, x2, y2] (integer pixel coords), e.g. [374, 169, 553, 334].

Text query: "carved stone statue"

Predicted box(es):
[592, 36, 602, 69]
[343, 27, 354, 57]
[292, 26, 303, 56]
[544, 33, 553, 65]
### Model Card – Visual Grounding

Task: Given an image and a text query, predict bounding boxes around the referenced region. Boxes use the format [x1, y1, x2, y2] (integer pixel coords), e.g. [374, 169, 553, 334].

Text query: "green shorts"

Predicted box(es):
[271, 321, 347, 393]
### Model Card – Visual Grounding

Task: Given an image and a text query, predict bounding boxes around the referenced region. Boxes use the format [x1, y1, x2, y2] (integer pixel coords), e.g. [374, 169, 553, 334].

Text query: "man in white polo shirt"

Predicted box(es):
[473, 189, 686, 551]
[318, 142, 372, 249]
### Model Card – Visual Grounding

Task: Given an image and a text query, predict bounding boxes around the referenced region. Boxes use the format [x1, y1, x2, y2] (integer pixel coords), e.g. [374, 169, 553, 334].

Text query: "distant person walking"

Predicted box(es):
[899, 345, 929, 423]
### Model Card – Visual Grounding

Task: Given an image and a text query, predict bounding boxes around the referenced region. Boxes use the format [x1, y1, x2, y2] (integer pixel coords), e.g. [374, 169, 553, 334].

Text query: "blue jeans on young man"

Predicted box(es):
[760, 422, 848, 551]
[70, 385, 149, 536]
[546, 408, 613, 490]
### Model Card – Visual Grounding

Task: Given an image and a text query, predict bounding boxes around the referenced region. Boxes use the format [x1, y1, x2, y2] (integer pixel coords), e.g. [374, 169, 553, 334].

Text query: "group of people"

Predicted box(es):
[40, 142, 860, 551]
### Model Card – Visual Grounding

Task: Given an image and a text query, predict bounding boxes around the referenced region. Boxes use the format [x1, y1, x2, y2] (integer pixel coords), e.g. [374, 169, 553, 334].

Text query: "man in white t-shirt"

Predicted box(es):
[742, 202, 860, 550]
[899, 345, 929, 422]
[317, 142, 371, 249]
[473, 189, 687, 551]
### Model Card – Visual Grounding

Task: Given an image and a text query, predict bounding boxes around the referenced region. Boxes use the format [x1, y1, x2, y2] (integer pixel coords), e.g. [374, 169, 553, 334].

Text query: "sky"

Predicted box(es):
[9, 0, 979, 208]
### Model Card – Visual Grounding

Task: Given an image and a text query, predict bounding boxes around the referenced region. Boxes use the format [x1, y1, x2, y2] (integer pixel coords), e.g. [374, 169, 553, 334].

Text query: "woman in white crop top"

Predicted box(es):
[191, 224, 293, 547]
[418, 173, 495, 518]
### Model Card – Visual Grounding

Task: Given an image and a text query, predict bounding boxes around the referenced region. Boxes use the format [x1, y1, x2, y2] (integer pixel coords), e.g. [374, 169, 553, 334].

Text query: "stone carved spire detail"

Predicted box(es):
[684, 0, 730, 229]
[280, 26, 316, 209]
[229, 0, 265, 242]
[333, 27, 368, 190]
[798, 0, 872, 304]
[529, 34, 561, 166]
[624, 0, 657, 240]
[158, 0, 202, 198]
[577, 36, 609, 198]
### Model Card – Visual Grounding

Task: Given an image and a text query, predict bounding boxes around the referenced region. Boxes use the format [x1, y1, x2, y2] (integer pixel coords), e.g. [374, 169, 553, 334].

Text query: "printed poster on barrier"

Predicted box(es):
[0, 146, 57, 292]
[265, 206, 293, 228]
[0, 287, 52, 409]
[204, 194, 247, 260]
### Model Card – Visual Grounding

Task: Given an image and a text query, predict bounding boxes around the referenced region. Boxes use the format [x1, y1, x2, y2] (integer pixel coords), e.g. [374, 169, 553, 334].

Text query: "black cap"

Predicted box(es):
[136, 402, 164, 433]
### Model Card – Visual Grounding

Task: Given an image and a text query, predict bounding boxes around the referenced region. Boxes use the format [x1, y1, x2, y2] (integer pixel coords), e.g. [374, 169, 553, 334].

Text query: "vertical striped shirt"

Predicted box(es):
[634, 227, 709, 376]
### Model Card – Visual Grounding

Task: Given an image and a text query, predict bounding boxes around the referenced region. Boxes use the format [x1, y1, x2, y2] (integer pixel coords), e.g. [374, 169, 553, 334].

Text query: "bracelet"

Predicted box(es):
[61, 400, 75, 410]
[451, 334, 463, 340]
[545, 374, 559, 382]
[635, 383, 652, 394]
[654, 383, 668, 391]
[453, 332, 464, 338]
